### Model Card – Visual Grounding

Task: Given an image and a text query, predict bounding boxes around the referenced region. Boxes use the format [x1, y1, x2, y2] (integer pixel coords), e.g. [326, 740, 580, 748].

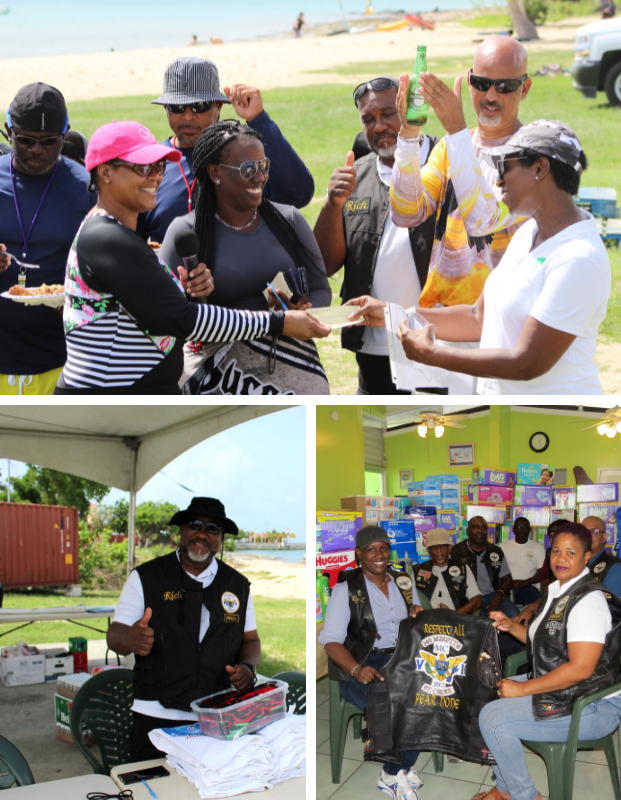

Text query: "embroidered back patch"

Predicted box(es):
[344, 197, 371, 215]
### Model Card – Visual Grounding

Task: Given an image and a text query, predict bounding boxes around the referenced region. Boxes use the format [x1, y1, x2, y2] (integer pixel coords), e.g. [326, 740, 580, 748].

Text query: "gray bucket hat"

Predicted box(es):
[482, 119, 584, 173]
[152, 57, 231, 106]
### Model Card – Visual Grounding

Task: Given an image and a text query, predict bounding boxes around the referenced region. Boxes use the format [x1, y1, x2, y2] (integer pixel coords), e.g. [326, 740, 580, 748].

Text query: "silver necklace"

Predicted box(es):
[215, 208, 257, 231]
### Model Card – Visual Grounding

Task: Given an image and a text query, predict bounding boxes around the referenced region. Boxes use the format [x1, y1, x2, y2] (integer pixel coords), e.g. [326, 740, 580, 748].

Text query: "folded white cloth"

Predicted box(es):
[149, 713, 306, 799]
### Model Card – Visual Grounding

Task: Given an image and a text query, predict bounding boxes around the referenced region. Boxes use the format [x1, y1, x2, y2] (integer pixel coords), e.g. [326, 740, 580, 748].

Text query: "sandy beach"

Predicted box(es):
[0, 15, 592, 109]
[227, 554, 305, 600]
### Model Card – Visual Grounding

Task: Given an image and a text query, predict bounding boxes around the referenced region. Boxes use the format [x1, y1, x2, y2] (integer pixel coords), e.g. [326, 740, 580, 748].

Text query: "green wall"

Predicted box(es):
[316, 406, 365, 509]
[384, 408, 621, 494]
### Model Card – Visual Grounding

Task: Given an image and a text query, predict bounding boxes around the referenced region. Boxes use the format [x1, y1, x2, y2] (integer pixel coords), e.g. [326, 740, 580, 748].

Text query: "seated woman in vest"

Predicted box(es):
[414, 528, 482, 614]
[474, 522, 621, 800]
[317, 526, 425, 800]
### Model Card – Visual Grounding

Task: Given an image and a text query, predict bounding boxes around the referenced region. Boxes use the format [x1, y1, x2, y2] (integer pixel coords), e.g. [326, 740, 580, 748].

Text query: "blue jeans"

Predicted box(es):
[480, 593, 525, 666]
[339, 652, 419, 775]
[514, 585, 542, 607]
[479, 674, 621, 800]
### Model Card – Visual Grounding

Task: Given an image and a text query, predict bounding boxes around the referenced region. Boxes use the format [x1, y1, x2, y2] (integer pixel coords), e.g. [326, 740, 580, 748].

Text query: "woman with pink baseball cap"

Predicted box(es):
[54, 121, 329, 394]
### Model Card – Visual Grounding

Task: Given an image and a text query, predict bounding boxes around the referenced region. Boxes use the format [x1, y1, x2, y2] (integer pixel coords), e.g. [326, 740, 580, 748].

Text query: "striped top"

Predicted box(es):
[390, 128, 524, 308]
[60, 213, 275, 391]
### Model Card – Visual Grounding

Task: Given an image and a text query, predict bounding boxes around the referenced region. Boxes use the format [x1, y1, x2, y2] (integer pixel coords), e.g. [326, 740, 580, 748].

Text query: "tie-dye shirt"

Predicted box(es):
[390, 127, 524, 308]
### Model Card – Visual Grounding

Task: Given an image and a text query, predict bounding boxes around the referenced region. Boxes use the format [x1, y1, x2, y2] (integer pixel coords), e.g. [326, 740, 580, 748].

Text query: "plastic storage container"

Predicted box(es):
[190, 678, 288, 740]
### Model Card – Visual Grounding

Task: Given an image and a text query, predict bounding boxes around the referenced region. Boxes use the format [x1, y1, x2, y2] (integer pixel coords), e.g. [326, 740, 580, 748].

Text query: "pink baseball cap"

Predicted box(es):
[85, 120, 182, 171]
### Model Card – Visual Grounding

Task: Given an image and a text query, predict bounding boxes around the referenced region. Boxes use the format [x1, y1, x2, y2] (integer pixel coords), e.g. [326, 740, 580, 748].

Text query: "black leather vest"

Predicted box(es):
[414, 558, 469, 610]
[133, 551, 249, 711]
[527, 573, 621, 720]
[450, 539, 505, 593]
[590, 548, 621, 587]
[327, 567, 415, 681]
[364, 610, 501, 764]
[340, 140, 438, 352]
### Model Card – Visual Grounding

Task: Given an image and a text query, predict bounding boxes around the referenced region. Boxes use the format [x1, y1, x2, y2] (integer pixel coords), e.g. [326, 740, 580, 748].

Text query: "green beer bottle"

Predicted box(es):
[406, 45, 428, 126]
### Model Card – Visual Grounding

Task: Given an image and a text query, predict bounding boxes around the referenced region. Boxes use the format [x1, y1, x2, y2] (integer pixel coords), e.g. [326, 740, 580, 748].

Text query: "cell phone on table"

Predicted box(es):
[117, 765, 170, 785]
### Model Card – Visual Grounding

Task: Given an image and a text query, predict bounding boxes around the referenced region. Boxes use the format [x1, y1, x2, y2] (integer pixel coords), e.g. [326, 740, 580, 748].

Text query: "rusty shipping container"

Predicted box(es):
[0, 502, 80, 589]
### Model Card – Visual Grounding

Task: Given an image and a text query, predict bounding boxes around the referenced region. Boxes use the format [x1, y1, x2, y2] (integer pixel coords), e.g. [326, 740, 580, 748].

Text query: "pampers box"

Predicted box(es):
[380, 520, 417, 560]
[514, 485, 554, 507]
[428, 474, 459, 489]
[517, 463, 555, 485]
[471, 485, 514, 507]
[471, 468, 516, 487]
[513, 506, 551, 527]
[576, 484, 619, 503]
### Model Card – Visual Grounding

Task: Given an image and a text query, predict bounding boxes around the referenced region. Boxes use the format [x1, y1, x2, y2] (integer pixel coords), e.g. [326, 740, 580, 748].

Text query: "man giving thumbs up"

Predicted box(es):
[313, 75, 440, 395]
[107, 497, 260, 761]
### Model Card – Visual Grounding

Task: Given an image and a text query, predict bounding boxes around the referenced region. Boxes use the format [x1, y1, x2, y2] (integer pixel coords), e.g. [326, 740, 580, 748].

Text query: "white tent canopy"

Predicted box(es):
[0, 405, 293, 573]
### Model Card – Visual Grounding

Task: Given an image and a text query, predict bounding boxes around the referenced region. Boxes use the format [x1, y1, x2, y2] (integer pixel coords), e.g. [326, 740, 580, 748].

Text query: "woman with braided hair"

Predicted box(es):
[160, 119, 331, 394]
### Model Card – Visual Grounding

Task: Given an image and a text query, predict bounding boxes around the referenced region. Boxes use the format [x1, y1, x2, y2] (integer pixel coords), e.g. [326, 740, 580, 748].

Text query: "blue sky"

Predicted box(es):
[0, 406, 307, 542]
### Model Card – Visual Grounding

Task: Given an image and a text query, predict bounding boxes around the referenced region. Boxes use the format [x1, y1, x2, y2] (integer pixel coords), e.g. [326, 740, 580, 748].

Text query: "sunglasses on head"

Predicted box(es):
[469, 70, 528, 94]
[166, 102, 213, 115]
[353, 77, 399, 107]
[12, 132, 64, 147]
[110, 159, 167, 177]
[217, 157, 270, 180]
[185, 520, 224, 535]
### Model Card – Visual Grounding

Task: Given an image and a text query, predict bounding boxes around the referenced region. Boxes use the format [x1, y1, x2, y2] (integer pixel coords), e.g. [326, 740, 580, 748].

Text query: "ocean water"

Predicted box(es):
[0, 0, 477, 59]
[234, 548, 306, 563]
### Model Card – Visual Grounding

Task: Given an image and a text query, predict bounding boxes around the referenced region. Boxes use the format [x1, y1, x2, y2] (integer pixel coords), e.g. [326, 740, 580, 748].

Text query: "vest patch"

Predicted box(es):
[221, 591, 240, 613]
[415, 634, 467, 697]
[594, 562, 606, 574]
[546, 621, 562, 636]
[489, 553, 500, 563]
[449, 567, 461, 577]
[418, 570, 431, 579]
[344, 196, 371, 215]
[163, 590, 183, 601]
[396, 576, 413, 590]
[224, 614, 239, 623]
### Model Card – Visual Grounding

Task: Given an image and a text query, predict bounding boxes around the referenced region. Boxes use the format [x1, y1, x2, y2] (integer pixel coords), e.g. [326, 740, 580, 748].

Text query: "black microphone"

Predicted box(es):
[173, 229, 200, 275]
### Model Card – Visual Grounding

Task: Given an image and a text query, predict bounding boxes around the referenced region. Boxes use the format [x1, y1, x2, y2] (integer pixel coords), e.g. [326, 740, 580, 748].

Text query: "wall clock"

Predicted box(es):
[529, 431, 550, 453]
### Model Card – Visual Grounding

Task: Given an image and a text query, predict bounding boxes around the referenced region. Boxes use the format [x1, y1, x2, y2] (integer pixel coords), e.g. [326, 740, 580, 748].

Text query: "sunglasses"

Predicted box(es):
[12, 133, 64, 147]
[469, 70, 528, 94]
[217, 157, 270, 179]
[185, 520, 224, 535]
[353, 77, 399, 107]
[166, 102, 213, 115]
[110, 159, 167, 177]
[496, 154, 529, 179]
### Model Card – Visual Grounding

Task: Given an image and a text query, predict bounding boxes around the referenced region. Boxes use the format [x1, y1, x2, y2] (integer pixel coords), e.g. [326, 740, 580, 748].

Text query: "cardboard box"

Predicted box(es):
[318, 510, 361, 552]
[439, 488, 459, 500]
[471, 486, 515, 506]
[513, 506, 551, 527]
[437, 510, 457, 530]
[440, 502, 460, 514]
[471, 468, 516, 487]
[578, 502, 618, 524]
[380, 520, 417, 560]
[514, 485, 554, 507]
[553, 486, 576, 509]
[428, 474, 459, 489]
[0, 647, 45, 686]
[408, 494, 441, 507]
[408, 479, 441, 493]
[404, 505, 437, 517]
[466, 505, 507, 524]
[42, 648, 74, 682]
[550, 508, 576, 524]
[316, 550, 357, 588]
[576, 484, 619, 503]
[516, 463, 555, 486]
[379, 509, 402, 521]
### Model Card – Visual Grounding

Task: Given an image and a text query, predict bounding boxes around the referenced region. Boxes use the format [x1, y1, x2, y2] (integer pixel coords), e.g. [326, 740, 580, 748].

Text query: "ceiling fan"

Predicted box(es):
[409, 410, 470, 439]
[569, 406, 621, 439]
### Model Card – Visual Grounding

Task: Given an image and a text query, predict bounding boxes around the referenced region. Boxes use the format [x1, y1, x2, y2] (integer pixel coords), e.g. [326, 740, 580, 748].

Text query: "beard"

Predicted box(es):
[477, 107, 503, 128]
[180, 540, 218, 564]
[367, 133, 398, 159]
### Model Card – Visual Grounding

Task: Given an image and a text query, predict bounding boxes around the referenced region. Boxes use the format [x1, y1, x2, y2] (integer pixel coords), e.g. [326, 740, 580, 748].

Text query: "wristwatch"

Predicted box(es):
[240, 662, 257, 685]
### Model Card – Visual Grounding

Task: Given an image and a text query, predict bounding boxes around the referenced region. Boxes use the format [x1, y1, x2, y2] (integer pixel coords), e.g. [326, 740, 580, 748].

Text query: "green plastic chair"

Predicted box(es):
[0, 734, 35, 789]
[505, 650, 621, 800]
[272, 671, 306, 715]
[69, 667, 134, 775]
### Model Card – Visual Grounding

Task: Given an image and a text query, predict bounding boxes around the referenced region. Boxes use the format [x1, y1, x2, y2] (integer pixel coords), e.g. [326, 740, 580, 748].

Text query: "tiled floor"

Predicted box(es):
[316, 676, 621, 800]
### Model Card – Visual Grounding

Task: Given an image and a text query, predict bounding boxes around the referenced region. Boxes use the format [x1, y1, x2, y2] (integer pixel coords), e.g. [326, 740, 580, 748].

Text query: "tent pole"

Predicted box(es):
[127, 445, 138, 577]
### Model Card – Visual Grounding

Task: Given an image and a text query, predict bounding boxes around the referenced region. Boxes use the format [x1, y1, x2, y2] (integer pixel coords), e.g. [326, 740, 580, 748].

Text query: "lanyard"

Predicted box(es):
[9, 155, 59, 261]
[172, 136, 197, 213]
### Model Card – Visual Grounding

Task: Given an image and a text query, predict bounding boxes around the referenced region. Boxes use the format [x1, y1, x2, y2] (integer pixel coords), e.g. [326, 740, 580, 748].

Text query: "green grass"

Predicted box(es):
[0, 591, 304, 674]
[459, 12, 512, 27]
[63, 44, 621, 392]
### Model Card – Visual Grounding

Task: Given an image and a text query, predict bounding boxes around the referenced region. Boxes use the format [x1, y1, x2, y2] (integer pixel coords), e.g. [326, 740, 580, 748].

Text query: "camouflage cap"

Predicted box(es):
[483, 119, 584, 172]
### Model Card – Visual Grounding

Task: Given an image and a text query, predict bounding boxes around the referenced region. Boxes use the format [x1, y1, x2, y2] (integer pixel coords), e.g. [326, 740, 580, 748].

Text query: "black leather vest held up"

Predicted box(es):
[327, 568, 414, 681]
[133, 551, 249, 711]
[340, 141, 438, 353]
[364, 610, 501, 765]
[527, 573, 621, 720]
[414, 558, 469, 610]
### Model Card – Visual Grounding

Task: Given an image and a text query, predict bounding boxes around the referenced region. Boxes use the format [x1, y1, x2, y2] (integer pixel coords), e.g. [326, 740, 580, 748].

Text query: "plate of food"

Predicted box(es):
[1, 283, 66, 307]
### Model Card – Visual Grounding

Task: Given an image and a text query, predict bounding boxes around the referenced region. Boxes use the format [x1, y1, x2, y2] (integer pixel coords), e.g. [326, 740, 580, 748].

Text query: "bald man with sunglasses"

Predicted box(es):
[138, 57, 314, 244]
[385, 36, 532, 315]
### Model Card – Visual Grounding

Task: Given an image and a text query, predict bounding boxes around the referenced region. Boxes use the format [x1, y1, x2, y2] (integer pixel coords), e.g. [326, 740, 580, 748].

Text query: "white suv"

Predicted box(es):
[571, 18, 621, 104]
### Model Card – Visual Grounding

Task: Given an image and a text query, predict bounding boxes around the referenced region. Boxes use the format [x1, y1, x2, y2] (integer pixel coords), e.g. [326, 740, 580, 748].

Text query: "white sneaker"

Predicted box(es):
[377, 768, 423, 800]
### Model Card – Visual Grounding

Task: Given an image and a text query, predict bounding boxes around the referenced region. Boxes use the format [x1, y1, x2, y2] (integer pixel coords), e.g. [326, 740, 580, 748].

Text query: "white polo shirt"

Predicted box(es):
[478, 213, 610, 395]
